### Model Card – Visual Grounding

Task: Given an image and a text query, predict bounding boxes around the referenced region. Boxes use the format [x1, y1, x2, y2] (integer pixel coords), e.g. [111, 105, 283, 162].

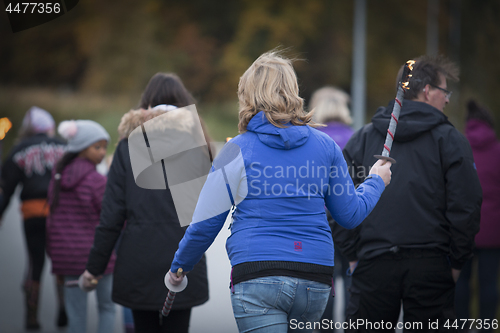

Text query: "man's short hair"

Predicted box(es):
[396, 55, 459, 100]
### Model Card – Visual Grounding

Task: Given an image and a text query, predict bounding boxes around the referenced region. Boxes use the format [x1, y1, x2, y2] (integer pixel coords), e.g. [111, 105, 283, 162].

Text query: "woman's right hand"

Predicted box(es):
[369, 159, 392, 186]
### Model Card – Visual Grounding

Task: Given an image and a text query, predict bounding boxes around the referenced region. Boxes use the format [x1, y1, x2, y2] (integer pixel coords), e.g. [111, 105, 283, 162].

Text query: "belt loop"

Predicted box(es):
[331, 278, 335, 297]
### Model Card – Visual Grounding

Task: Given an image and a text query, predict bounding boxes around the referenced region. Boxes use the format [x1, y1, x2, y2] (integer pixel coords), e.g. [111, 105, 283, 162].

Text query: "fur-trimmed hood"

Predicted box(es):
[118, 109, 166, 140]
[118, 106, 201, 140]
[118, 106, 213, 162]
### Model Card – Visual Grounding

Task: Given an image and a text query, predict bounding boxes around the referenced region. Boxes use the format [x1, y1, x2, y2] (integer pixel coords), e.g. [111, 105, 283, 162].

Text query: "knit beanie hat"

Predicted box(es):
[58, 120, 110, 153]
[466, 100, 494, 128]
[21, 106, 55, 134]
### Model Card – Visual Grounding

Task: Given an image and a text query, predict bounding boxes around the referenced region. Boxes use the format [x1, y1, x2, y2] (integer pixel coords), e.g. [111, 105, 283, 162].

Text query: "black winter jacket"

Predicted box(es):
[86, 138, 209, 310]
[332, 100, 482, 270]
[0, 134, 65, 216]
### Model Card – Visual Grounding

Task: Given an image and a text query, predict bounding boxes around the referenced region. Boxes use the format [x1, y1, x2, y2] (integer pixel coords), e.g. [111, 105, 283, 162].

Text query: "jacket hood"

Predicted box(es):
[372, 100, 450, 142]
[465, 119, 497, 150]
[118, 109, 167, 139]
[60, 157, 96, 190]
[246, 111, 309, 149]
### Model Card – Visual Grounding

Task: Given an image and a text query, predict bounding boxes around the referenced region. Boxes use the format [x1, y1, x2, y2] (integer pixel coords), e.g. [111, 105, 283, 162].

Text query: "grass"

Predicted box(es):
[198, 100, 240, 142]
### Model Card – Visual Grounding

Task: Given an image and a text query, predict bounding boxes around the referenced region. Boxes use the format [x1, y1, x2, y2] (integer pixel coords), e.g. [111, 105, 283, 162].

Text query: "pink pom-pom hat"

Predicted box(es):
[58, 120, 78, 139]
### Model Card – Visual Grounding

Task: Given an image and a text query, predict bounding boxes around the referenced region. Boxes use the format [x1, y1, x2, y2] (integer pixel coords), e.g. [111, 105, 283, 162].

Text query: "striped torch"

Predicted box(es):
[161, 268, 188, 317]
[374, 60, 415, 164]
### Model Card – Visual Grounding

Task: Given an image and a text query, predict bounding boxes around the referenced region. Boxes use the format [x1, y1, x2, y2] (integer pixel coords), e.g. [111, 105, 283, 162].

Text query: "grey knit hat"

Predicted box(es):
[58, 120, 110, 153]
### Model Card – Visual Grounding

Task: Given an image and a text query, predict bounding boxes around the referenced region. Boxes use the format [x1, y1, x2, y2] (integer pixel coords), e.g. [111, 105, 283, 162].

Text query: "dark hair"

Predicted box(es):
[467, 99, 494, 128]
[396, 55, 459, 100]
[139, 73, 195, 109]
[138, 73, 213, 161]
[49, 152, 79, 211]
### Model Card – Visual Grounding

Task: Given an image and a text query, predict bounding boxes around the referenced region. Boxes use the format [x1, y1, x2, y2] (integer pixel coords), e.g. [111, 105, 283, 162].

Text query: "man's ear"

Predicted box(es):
[421, 85, 430, 101]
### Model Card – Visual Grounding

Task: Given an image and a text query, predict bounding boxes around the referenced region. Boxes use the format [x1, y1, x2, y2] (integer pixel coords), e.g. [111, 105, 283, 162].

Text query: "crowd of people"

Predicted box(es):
[0, 51, 497, 333]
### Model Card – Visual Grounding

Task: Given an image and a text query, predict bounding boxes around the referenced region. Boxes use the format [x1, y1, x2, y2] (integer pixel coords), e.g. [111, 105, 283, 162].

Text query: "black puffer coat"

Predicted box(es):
[86, 111, 208, 310]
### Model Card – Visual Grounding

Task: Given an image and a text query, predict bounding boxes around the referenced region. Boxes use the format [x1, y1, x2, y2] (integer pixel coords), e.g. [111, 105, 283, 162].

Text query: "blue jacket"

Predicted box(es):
[171, 111, 385, 272]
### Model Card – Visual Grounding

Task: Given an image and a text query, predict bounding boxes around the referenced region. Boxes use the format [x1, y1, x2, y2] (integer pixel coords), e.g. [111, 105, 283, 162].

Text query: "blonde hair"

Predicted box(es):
[238, 50, 319, 133]
[310, 87, 352, 125]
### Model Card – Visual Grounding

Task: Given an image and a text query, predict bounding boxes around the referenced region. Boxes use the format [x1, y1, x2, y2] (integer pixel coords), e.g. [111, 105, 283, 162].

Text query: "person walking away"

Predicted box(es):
[168, 50, 392, 333]
[46, 120, 116, 333]
[82, 73, 209, 333]
[332, 55, 482, 331]
[309, 87, 354, 330]
[310, 87, 354, 149]
[0, 106, 67, 330]
[455, 100, 500, 332]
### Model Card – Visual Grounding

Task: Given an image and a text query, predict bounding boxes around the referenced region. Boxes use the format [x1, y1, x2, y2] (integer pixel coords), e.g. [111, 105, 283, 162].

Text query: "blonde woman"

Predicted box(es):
[310, 86, 353, 149]
[310, 86, 354, 329]
[168, 50, 391, 332]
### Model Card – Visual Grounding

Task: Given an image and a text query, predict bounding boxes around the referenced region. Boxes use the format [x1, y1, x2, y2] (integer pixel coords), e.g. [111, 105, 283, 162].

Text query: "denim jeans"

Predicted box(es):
[231, 276, 331, 333]
[321, 246, 350, 332]
[64, 274, 116, 333]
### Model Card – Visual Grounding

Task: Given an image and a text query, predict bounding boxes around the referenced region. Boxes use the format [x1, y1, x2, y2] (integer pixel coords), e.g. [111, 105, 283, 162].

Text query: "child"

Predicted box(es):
[0, 106, 67, 330]
[47, 120, 116, 333]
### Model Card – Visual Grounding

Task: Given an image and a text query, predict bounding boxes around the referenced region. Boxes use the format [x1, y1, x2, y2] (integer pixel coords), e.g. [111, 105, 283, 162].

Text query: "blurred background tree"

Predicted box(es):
[0, 0, 499, 152]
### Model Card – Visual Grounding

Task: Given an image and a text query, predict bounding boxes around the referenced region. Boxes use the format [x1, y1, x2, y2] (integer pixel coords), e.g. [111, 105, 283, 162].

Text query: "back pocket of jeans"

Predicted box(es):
[301, 286, 331, 322]
[241, 279, 284, 314]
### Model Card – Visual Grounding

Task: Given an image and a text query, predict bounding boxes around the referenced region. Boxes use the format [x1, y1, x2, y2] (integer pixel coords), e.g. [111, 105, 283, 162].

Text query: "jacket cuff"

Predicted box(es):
[171, 259, 194, 274]
[86, 264, 103, 277]
[365, 174, 385, 193]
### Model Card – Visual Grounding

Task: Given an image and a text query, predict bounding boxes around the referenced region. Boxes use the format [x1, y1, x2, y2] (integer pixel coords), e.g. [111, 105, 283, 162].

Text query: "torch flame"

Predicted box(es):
[400, 60, 416, 90]
[406, 60, 416, 71]
[0, 118, 12, 140]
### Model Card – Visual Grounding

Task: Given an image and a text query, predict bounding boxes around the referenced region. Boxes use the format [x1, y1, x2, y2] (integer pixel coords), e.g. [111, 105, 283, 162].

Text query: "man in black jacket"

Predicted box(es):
[332, 55, 482, 331]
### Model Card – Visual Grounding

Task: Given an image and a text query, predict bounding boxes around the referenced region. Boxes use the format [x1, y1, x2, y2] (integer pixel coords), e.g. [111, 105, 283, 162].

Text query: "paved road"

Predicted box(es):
[0, 190, 347, 333]
[0, 191, 239, 333]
